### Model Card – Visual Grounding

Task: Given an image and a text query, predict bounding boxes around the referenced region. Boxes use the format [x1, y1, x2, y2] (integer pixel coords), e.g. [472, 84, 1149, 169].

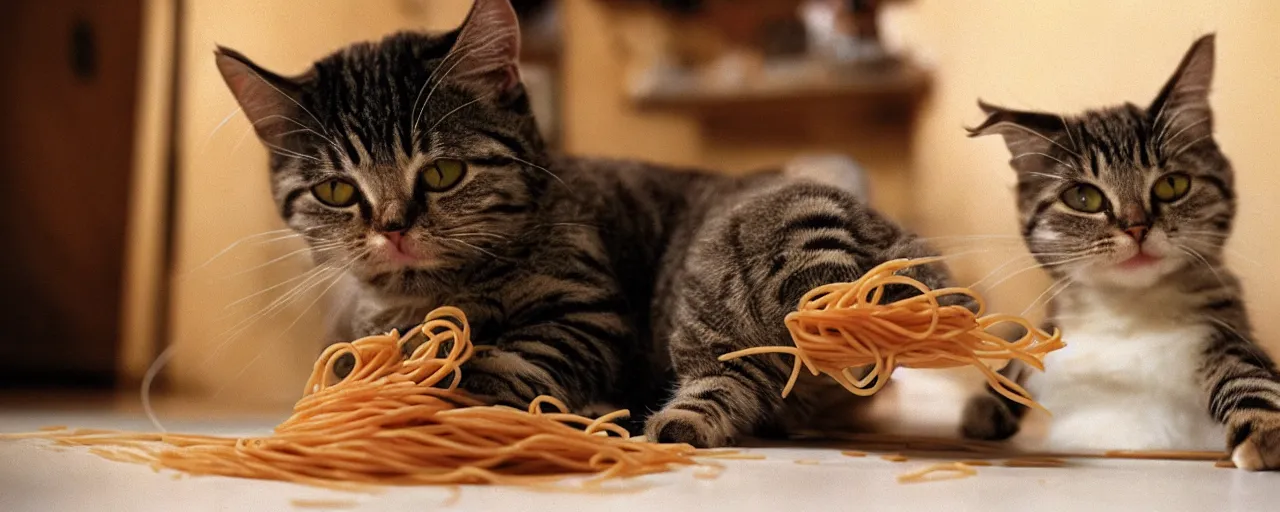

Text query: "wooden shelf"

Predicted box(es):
[630, 58, 931, 117]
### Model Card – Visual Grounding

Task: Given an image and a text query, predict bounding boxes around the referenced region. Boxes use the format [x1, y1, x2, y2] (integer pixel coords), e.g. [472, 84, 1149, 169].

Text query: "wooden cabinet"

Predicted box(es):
[0, 0, 143, 388]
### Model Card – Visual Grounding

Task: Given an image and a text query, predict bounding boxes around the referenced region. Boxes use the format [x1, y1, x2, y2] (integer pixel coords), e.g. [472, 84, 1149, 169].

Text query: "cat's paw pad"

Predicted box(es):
[644, 408, 731, 448]
[1231, 423, 1280, 471]
[960, 394, 1020, 441]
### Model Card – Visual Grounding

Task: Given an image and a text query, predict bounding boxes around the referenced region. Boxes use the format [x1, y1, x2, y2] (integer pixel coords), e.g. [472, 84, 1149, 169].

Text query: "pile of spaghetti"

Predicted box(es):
[4, 307, 696, 488]
[720, 258, 1065, 410]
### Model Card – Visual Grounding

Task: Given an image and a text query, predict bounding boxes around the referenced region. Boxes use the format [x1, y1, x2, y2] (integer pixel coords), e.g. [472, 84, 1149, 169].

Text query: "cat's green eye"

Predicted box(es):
[1060, 184, 1106, 213]
[311, 179, 359, 207]
[1152, 173, 1192, 202]
[422, 159, 467, 192]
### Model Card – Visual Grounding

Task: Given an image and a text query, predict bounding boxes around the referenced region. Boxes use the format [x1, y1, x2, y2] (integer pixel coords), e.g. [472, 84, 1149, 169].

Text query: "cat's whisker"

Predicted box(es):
[1167, 134, 1213, 161]
[1058, 114, 1080, 153]
[967, 253, 1047, 288]
[1000, 123, 1084, 159]
[204, 249, 366, 364]
[916, 234, 1024, 242]
[209, 264, 344, 352]
[411, 25, 507, 122]
[213, 249, 371, 398]
[1205, 317, 1275, 370]
[1023, 171, 1068, 181]
[980, 252, 1100, 291]
[222, 262, 338, 311]
[1176, 230, 1230, 238]
[1221, 248, 1265, 270]
[263, 142, 321, 163]
[218, 242, 348, 280]
[199, 106, 244, 155]
[1021, 274, 1074, 317]
[969, 241, 1110, 289]
[442, 237, 501, 260]
[917, 237, 1029, 254]
[1010, 152, 1079, 172]
[928, 247, 1027, 263]
[230, 122, 259, 154]
[251, 114, 341, 150]
[1175, 244, 1228, 289]
[1154, 107, 1187, 144]
[411, 27, 517, 135]
[1160, 117, 1210, 153]
[180, 228, 297, 279]
[509, 156, 568, 189]
[425, 95, 490, 136]
[443, 231, 511, 243]
[236, 66, 330, 136]
[195, 265, 341, 370]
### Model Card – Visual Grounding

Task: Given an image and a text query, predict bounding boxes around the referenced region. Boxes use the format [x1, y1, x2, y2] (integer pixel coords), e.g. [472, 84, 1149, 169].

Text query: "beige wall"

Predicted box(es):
[887, 0, 1280, 352]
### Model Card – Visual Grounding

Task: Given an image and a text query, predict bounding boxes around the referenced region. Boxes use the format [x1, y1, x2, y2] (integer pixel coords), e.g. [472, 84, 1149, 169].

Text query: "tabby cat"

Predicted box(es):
[214, 0, 963, 447]
[961, 35, 1280, 470]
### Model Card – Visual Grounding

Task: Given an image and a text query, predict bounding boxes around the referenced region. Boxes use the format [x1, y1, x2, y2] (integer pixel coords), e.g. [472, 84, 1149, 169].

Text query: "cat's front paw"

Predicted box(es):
[644, 408, 734, 448]
[960, 394, 1021, 441]
[1230, 416, 1280, 471]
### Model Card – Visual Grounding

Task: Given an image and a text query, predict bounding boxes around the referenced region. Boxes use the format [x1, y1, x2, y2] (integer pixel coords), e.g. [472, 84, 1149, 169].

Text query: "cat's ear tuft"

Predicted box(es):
[449, 0, 521, 96]
[214, 46, 307, 145]
[1148, 34, 1216, 150]
[966, 100, 1068, 153]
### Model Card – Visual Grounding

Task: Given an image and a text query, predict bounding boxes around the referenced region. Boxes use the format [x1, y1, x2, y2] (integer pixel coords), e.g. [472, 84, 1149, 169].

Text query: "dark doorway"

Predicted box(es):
[0, 0, 144, 388]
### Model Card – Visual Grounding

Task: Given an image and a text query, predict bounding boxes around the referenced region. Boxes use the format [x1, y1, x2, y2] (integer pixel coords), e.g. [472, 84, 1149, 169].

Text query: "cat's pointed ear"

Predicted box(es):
[448, 0, 521, 96]
[1148, 34, 1216, 148]
[967, 100, 1071, 163]
[215, 46, 306, 145]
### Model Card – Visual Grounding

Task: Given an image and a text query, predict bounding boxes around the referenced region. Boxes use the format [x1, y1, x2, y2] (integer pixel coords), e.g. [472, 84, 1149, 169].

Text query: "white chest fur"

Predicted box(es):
[1023, 287, 1224, 452]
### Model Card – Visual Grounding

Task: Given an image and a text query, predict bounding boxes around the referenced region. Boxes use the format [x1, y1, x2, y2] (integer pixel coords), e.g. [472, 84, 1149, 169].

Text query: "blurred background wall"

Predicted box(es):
[3, 0, 1275, 407]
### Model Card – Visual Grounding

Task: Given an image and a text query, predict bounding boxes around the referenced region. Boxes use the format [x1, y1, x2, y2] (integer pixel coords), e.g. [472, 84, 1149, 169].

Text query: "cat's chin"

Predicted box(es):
[1076, 257, 1184, 289]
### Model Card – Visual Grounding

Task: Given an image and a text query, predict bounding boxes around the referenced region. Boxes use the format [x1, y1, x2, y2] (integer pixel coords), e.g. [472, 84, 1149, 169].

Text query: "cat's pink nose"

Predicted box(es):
[1123, 225, 1149, 243]
[382, 230, 405, 247]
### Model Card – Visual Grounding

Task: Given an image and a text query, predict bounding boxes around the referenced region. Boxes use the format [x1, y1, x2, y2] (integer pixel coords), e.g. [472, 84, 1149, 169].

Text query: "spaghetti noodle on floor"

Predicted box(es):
[719, 258, 1065, 410]
[1, 307, 696, 488]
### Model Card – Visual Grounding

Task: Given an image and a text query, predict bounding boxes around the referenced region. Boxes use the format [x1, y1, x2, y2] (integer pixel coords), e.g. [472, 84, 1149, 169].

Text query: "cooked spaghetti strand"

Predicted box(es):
[2, 307, 696, 488]
[719, 258, 1064, 410]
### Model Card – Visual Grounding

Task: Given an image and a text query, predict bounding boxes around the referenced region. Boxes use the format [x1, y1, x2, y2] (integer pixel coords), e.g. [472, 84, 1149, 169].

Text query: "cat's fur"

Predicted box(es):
[962, 35, 1280, 470]
[214, 0, 964, 447]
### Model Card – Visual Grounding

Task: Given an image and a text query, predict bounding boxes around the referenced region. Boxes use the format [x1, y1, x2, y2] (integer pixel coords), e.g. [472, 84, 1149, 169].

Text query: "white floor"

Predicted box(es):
[2, 404, 1278, 512]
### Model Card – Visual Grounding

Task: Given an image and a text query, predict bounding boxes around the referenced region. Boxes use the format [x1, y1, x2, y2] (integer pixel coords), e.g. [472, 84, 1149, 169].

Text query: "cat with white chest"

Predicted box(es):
[961, 35, 1280, 470]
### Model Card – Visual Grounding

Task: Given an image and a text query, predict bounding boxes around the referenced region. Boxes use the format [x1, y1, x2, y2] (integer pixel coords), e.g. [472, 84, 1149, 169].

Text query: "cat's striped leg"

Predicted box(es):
[644, 286, 799, 447]
[455, 256, 634, 412]
[1200, 311, 1280, 470]
[647, 182, 962, 447]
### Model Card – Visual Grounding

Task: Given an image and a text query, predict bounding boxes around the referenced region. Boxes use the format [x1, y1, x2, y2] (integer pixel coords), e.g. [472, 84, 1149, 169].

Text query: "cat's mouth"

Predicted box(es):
[1117, 251, 1162, 269]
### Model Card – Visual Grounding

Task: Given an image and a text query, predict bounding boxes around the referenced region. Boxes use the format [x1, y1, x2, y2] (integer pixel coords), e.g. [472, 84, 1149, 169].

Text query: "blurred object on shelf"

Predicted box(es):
[629, 56, 928, 119]
[601, 0, 922, 121]
[802, 0, 891, 65]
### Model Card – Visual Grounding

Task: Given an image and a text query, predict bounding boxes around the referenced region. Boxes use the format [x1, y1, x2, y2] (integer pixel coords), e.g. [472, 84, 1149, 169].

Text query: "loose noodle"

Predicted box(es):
[896, 462, 978, 484]
[2, 307, 696, 488]
[719, 258, 1064, 410]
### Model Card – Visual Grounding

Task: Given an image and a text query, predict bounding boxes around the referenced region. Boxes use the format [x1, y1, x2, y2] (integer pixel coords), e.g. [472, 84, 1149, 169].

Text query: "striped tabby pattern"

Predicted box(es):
[962, 35, 1280, 470]
[214, 0, 957, 447]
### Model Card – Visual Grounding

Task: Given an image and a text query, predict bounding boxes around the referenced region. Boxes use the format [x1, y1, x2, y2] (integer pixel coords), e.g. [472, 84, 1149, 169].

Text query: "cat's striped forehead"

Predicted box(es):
[297, 31, 467, 172]
[1070, 104, 1161, 177]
